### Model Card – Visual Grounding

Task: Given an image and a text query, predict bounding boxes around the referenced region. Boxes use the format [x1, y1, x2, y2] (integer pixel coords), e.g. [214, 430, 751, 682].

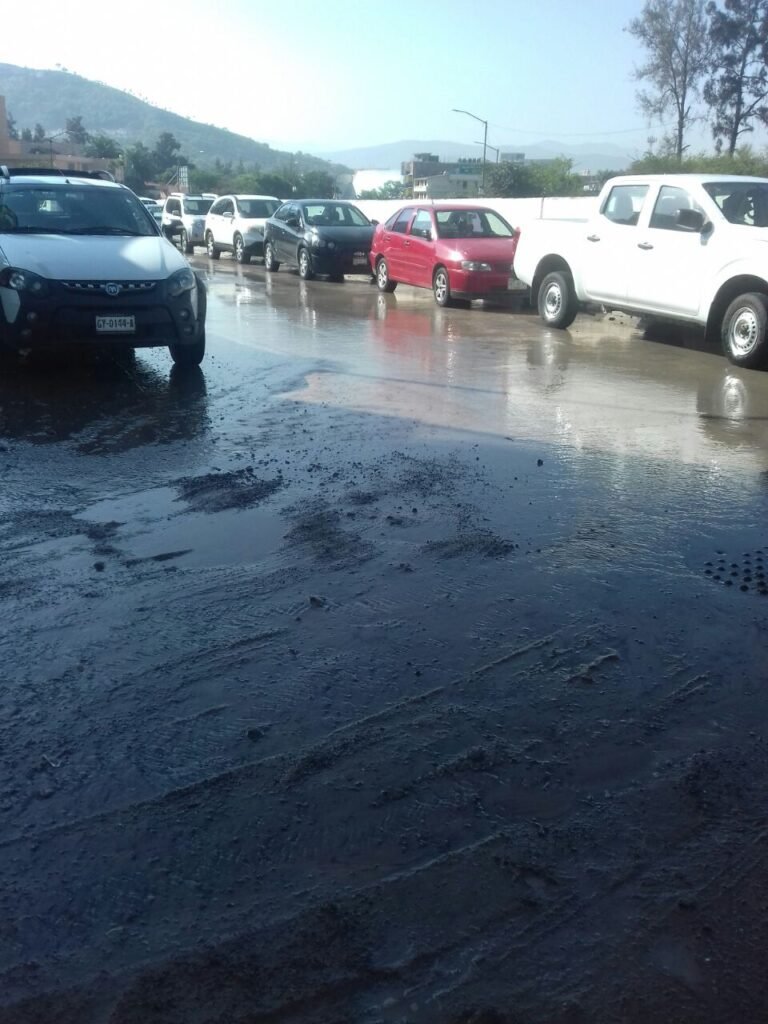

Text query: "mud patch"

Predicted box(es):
[423, 530, 515, 559]
[175, 468, 283, 513]
[285, 506, 373, 564]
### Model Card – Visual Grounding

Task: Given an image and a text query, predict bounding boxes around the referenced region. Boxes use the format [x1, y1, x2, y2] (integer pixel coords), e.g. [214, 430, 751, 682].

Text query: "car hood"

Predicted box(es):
[0, 234, 188, 281]
[307, 226, 374, 247]
[437, 236, 518, 261]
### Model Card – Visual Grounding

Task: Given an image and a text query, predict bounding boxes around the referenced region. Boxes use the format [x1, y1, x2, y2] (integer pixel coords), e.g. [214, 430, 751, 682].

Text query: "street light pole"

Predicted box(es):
[476, 141, 501, 163]
[452, 107, 488, 194]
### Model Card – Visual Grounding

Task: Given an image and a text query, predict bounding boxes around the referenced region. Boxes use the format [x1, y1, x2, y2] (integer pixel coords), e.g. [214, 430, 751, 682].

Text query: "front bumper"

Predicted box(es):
[309, 248, 372, 276]
[0, 278, 205, 350]
[449, 268, 526, 298]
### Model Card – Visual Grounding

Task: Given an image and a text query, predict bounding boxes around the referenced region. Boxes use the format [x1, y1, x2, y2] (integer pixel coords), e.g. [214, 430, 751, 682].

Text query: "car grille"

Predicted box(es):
[492, 262, 512, 274]
[61, 280, 158, 293]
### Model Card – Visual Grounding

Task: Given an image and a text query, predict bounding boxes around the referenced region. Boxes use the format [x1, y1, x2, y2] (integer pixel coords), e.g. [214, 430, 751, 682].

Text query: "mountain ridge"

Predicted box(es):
[0, 63, 345, 174]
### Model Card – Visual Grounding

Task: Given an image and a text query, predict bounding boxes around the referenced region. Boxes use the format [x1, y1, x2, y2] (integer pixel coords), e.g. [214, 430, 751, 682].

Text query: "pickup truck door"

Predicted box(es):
[579, 184, 650, 304]
[626, 184, 710, 317]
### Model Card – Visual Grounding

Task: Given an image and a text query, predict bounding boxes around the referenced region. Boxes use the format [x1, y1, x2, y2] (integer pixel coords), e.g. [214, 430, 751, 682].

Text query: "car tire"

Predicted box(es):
[721, 292, 768, 369]
[298, 247, 314, 281]
[376, 258, 397, 293]
[234, 234, 250, 264]
[181, 229, 193, 254]
[169, 332, 205, 368]
[433, 266, 453, 307]
[264, 242, 280, 272]
[205, 232, 220, 260]
[538, 271, 578, 329]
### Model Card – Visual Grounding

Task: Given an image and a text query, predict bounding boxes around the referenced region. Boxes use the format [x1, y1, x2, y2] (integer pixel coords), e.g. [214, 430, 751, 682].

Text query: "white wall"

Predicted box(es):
[354, 195, 598, 228]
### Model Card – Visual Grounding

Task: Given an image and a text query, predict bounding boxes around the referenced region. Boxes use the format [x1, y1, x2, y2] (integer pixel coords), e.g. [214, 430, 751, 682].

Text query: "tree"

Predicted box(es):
[85, 134, 121, 159]
[65, 115, 88, 146]
[296, 170, 336, 198]
[704, 0, 768, 155]
[485, 159, 581, 198]
[124, 142, 155, 192]
[33, 123, 46, 142]
[20, 127, 32, 142]
[627, 0, 712, 160]
[6, 111, 18, 140]
[152, 132, 182, 176]
[358, 179, 408, 200]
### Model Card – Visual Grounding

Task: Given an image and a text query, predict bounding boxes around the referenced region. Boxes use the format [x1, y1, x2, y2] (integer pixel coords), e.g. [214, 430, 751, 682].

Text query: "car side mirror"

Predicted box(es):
[370, 219, 379, 226]
[677, 208, 705, 232]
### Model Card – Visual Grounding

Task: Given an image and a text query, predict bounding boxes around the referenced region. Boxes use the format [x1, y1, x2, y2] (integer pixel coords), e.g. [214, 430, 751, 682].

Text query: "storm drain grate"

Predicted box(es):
[704, 549, 768, 594]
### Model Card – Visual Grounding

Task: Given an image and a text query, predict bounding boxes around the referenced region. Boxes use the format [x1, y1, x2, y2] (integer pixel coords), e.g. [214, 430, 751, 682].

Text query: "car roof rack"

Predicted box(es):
[0, 166, 115, 182]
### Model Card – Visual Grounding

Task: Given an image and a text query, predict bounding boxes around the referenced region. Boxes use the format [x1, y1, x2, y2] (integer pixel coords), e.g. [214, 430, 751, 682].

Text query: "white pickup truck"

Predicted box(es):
[513, 174, 768, 368]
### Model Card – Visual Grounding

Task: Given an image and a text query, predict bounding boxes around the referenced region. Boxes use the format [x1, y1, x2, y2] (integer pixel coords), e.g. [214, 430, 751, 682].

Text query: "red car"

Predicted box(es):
[369, 205, 523, 307]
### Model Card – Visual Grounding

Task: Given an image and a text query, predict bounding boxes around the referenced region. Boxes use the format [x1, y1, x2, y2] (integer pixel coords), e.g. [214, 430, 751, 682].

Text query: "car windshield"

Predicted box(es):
[182, 198, 214, 215]
[0, 185, 158, 236]
[435, 209, 515, 239]
[238, 199, 280, 218]
[703, 182, 768, 226]
[303, 203, 370, 227]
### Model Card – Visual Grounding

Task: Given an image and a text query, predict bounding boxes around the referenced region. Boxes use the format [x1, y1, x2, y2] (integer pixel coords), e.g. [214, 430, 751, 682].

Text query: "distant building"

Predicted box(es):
[404, 153, 486, 196]
[0, 95, 123, 180]
[500, 152, 525, 163]
[413, 169, 482, 200]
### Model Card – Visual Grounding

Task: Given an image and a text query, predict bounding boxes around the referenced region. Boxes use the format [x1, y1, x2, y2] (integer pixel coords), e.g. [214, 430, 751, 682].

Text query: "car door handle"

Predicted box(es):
[637, 241, 654, 250]
[404, 240, 411, 246]
[587, 234, 600, 242]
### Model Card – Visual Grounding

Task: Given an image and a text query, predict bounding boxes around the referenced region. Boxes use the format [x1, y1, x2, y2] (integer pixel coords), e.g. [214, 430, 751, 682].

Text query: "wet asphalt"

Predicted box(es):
[2, 255, 768, 1023]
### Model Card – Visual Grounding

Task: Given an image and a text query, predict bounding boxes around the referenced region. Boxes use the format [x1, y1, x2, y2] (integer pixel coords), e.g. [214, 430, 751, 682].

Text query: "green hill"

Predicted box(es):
[0, 63, 343, 173]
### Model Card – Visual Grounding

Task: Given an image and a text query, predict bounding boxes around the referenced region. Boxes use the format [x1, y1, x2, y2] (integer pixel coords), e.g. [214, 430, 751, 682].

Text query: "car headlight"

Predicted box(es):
[167, 268, 197, 297]
[460, 261, 492, 272]
[310, 235, 327, 248]
[0, 267, 49, 295]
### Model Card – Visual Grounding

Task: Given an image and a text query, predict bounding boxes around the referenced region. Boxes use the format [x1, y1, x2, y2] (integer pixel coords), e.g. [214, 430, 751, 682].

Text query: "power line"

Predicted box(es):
[487, 120, 675, 138]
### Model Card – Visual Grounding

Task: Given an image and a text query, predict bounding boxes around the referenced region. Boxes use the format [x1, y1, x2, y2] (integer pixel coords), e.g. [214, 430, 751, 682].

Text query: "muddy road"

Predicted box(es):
[2, 259, 768, 1023]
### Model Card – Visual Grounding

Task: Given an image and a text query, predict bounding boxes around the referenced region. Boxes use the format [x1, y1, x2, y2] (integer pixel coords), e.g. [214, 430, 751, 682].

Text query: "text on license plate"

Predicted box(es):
[507, 277, 527, 292]
[353, 256, 368, 266]
[96, 315, 135, 334]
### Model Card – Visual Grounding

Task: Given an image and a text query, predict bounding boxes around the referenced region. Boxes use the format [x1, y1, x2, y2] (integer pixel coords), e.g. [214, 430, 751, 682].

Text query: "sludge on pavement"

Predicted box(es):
[1, 264, 768, 1023]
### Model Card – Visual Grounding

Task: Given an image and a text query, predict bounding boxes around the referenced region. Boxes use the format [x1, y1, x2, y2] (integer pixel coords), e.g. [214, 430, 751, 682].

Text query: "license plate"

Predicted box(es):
[353, 256, 368, 266]
[96, 315, 135, 333]
[507, 277, 527, 292]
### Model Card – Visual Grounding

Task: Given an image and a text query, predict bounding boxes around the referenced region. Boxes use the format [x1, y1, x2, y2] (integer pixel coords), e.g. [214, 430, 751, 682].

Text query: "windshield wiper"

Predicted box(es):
[68, 226, 144, 236]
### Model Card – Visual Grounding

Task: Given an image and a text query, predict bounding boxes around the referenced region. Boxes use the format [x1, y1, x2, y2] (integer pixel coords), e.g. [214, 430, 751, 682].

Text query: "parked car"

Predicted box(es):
[512, 173, 768, 368]
[161, 193, 215, 253]
[0, 168, 206, 367]
[370, 205, 523, 307]
[204, 194, 281, 263]
[140, 197, 164, 226]
[263, 200, 374, 281]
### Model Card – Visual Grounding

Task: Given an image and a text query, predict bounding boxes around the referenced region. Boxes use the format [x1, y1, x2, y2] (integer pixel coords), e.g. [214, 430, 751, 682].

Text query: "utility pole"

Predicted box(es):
[452, 108, 488, 194]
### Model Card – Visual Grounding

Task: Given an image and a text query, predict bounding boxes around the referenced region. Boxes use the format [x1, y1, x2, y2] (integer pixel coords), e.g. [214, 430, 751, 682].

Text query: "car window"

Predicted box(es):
[209, 199, 226, 215]
[391, 208, 414, 234]
[703, 181, 768, 226]
[384, 211, 401, 230]
[166, 199, 181, 216]
[410, 210, 433, 238]
[601, 185, 648, 226]
[182, 198, 213, 215]
[273, 205, 291, 222]
[435, 209, 515, 238]
[303, 203, 370, 227]
[237, 199, 280, 218]
[0, 185, 157, 236]
[649, 186, 705, 231]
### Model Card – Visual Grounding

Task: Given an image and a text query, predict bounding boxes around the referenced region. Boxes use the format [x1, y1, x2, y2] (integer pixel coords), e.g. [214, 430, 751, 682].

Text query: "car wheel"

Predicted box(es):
[169, 332, 205, 368]
[376, 258, 397, 293]
[234, 234, 250, 264]
[264, 242, 280, 272]
[721, 292, 768, 369]
[205, 232, 220, 260]
[298, 247, 314, 281]
[538, 271, 578, 329]
[433, 266, 453, 307]
[181, 229, 193, 254]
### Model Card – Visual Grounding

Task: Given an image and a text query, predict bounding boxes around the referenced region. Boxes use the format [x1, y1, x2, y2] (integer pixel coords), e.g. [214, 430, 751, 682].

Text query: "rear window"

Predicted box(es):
[303, 203, 370, 227]
[237, 199, 280, 218]
[182, 198, 214, 215]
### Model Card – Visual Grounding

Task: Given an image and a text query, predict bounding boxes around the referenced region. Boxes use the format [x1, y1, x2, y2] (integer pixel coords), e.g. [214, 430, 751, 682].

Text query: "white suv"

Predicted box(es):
[0, 167, 206, 367]
[204, 194, 281, 263]
[162, 193, 215, 253]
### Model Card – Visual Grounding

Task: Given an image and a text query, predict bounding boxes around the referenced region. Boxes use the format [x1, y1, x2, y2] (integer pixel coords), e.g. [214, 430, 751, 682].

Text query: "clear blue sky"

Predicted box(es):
[0, 0, 755, 157]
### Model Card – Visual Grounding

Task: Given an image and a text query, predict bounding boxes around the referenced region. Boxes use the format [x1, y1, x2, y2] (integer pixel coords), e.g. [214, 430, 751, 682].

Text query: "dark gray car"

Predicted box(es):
[263, 200, 374, 281]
